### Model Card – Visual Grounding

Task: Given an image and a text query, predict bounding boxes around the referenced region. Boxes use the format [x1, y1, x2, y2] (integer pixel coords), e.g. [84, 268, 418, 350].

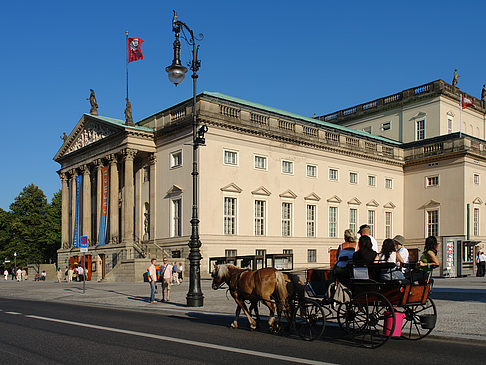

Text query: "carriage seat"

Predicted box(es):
[350, 263, 410, 285]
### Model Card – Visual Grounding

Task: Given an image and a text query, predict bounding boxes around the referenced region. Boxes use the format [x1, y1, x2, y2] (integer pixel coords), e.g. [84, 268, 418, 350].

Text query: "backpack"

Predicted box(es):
[143, 271, 150, 282]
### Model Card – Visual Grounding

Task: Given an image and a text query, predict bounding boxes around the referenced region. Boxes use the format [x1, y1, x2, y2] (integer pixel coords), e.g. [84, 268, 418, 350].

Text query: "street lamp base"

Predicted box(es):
[186, 293, 204, 307]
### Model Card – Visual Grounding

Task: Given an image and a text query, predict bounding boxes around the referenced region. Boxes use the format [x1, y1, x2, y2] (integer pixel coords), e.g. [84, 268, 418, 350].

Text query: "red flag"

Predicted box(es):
[128, 37, 144, 63]
[462, 94, 474, 109]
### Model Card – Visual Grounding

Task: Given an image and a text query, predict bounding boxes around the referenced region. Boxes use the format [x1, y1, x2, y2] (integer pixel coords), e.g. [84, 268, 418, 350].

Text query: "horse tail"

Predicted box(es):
[275, 270, 289, 309]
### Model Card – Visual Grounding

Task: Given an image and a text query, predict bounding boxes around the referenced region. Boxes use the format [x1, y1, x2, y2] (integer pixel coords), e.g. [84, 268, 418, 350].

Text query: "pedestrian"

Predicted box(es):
[77, 265, 84, 282]
[172, 261, 180, 285]
[358, 224, 378, 253]
[68, 266, 74, 282]
[178, 262, 183, 283]
[148, 258, 157, 303]
[477, 252, 486, 277]
[3, 269, 8, 280]
[159, 258, 173, 302]
[56, 267, 63, 283]
[21, 268, 27, 281]
[41, 270, 47, 281]
[11, 268, 15, 280]
[16, 268, 22, 282]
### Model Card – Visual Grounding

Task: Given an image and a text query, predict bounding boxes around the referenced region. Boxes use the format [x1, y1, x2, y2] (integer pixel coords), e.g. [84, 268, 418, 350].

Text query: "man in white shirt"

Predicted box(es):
[477, 252, 486, 277]
[160, 258, 173, 302]
[77, 266, 84, 282]
[393, 235, 409, 272]
[148, 258, 157, 303]
[358, 224, 378, 253]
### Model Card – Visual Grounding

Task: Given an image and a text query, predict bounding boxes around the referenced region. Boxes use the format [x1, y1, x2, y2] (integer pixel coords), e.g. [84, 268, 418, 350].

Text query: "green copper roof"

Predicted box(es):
[201, 92, 400, 145]
[85, 114, 153, 132]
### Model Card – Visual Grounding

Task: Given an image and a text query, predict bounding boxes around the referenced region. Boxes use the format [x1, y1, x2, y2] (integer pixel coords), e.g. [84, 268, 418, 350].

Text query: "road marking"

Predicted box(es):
[25, 314, 335, 365]
[4, 311, 21, 315]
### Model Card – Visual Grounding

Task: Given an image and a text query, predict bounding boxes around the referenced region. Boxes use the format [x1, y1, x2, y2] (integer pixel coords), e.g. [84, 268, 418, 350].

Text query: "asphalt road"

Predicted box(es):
[0, 298, 484, 365]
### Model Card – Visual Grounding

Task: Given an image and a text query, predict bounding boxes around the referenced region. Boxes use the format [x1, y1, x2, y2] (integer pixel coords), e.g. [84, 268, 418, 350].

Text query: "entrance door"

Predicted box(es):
[100, 254, 106, 279]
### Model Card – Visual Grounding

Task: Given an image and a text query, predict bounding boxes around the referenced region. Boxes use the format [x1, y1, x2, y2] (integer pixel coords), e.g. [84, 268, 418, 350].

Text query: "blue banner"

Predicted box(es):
[98, 166, 109, 245]
[72, 175, 81, 249]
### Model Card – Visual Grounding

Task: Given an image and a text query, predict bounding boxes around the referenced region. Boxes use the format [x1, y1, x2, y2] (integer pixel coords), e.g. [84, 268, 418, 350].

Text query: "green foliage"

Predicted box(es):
[0, 185, 61, 267]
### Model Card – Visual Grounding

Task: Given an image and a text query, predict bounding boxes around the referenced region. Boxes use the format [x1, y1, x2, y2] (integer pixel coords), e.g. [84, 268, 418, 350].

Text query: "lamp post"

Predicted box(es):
[14, 252, 17, 271]
[166, 10, 205, 307]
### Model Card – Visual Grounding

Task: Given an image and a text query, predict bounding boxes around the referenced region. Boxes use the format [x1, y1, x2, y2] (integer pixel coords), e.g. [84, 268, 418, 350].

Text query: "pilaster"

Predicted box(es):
[122, 148, 137, 245]
[81, 164, 91, 244]
[108, 154, 119, 244]
[95, 159, 103, 243]
[149, 153, 157, 242]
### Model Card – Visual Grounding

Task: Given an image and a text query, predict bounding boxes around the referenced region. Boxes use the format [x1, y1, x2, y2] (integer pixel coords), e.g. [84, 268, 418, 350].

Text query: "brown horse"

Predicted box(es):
[211, 264, 289, 332]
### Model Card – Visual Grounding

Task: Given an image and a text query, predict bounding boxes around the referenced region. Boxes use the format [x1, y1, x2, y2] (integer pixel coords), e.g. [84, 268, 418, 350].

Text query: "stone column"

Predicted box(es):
[81, 165, 91, 244]
[60, 172, 69, 249]
[134, 163, 142, 243]
[71, 169, 78, 247]
[122, 149, 137, 244]
[108, 154, 119, 244]
[149, 153, 157, 242]
[95, 159, 103, 243]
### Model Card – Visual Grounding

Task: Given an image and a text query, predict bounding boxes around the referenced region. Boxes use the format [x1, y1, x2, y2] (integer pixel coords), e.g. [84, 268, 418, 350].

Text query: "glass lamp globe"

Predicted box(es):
[166, 64, 188, 86]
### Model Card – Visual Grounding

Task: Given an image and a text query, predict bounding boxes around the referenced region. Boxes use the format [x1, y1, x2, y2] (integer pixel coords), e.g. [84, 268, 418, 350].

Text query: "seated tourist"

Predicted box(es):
[375, 238, 405, 281]
[334, 229, 358, 281]
[353, 236, 378, 266]
[413, 236, 440, 284]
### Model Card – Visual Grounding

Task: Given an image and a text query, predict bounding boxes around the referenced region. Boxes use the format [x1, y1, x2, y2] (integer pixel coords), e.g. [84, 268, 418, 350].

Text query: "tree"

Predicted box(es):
[43, 190, 62, 263]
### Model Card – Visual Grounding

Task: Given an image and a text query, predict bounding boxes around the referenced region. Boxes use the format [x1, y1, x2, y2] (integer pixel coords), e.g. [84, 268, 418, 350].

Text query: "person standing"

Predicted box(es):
[21, 268, 27, 281]
[478, 252, 486, 277]
[77, 265, 84, 282]
[148, 258, 157, 303]
[172, 262, 180, 285]
[68, 267, 74, 282]
[178, 262, 183, 283]
[3, 269, 8, 280]
[56, 268, 63, 283]
[160, 258, 173, 302]
[16, 268, 22, 282]
[358, 224, 378, 253]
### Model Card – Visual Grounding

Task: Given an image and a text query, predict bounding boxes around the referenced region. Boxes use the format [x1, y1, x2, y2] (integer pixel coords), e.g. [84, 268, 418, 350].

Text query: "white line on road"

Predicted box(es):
[25, 314, 336, 365]
[4, 311, 21, 315]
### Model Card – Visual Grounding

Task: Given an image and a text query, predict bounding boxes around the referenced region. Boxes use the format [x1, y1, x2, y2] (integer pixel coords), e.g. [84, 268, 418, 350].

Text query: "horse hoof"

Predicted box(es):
[229, 323, 238, 329]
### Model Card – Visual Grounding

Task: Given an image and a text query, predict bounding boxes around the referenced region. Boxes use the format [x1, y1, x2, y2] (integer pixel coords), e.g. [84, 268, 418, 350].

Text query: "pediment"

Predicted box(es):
[304, 193, 321, 201]
[166, 185, 183, 197]
[366, 200, 380, 207]
[347, 197, 362, 205]
[472, 197, 483, 205]
[54, 114, 123, 160]
[252, 186, 271, 196]
[279, 190, 297, 199]
[383, 201, 396, 209]
[420, 200, 440, 209]
[327, 195, 342, 204]
[447, 111, 455, 117]
[410, 112, 426, 120]
[220, 183, 242, 193]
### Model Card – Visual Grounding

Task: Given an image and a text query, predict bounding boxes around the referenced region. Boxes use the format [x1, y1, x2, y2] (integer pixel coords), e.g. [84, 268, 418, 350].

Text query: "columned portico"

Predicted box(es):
[81, 165, 91, 243]
[108, 154, 119, 244]
[60, 172, 69, 249]
[122, 149, 136, 244]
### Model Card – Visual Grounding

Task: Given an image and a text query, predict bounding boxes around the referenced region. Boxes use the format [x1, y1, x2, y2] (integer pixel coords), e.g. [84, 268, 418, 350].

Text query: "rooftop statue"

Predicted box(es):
[481, 84, 486, 102]
[60, 132, 68, 142]
[125, 98, 134, 126]
[87, 89, 98, 116]
[452, 69, 460, 87]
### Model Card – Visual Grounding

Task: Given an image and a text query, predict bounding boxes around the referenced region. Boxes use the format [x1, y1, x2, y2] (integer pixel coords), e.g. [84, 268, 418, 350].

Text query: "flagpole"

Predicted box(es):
[459, 94, 462, 137]
[126, 31, 129, 101]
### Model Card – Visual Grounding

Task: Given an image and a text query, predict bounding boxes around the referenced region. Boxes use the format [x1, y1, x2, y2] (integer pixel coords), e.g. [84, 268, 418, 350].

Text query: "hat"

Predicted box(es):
[344, 229, 357, 243]
[358, 224, 369, 234]
[392, 235, 405, 246]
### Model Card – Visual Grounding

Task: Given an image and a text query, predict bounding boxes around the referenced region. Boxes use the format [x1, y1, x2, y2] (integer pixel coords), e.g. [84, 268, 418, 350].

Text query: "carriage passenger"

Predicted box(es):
[374, 238, 405, 281]
[334, 229, 358, 279]
[413, 236, 440, 284]
[352, 236, 378, 266]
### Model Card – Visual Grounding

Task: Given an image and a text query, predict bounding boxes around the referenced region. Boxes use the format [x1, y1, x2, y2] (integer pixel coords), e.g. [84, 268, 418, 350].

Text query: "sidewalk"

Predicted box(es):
[0, 276, 485, 342]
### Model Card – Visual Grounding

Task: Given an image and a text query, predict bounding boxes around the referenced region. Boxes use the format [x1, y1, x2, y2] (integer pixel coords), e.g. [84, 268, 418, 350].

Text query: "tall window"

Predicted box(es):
[447, 117, 453, 134]
[385, 178, 393, 189]
[474, 174, 480, 185]
[254, 200, 266, 236]
[254, 155, 267, 170]
[282, 160, 294, 174]
[385, 211, 393, 238]
[224, 197, 237, 235]
[282, 202, 292, 236]
[474, 208, 480, 236]
[171, 199, 181, 237]
[349, 208, 358, 233]
[223, 150, 238, 165]
[306, 164, 317, 177]
[349, 172, 358, 184]
[329, 206, 338, 238]
[329, 168, 338, 181]
[306, 204, 316, 237]
[368, 175, 376, 187]
[307, 249, 317, 263]
[368, 210, 376, 237]
[416, 119, 425, 140]
[427, 210, 439, 237]
[170, 150, 182, 168]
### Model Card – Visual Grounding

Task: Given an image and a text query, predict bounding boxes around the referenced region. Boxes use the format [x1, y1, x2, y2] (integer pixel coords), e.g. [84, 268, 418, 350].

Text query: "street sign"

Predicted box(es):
[80, 236, 88, 253]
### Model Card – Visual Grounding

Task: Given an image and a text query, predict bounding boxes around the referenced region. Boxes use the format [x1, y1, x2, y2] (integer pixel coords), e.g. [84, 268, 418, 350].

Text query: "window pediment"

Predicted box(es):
[420, 200, 440, 209]
[304, 193, 321, 201]
[472, 197, 483, 205]
[347, 197, 361, 205]
[220, 183, 242, 193]
[251, 186, 271, 196]
[366, 199, 379, 207]
[279, 190, 297, 199]
[410, 112, 426, 120]
[166, 185, 183, 197]
[383, 201, 396, 209]
[327, 195, 342, 204]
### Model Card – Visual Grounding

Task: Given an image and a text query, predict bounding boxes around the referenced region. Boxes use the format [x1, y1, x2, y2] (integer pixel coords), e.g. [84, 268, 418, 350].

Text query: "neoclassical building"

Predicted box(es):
[55, 79, 486, 281]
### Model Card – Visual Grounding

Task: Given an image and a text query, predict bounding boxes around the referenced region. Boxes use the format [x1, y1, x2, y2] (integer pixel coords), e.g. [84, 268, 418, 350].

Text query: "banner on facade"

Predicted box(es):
[73, 175, 82, 248]
[98, 166, 109, 245]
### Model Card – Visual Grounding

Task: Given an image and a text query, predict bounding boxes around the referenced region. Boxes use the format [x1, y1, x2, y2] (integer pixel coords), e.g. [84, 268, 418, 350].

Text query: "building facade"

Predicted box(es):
[55, 80, 486, 281]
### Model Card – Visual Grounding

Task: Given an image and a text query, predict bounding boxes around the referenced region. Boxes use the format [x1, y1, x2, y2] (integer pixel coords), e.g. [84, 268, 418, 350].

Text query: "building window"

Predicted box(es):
[223, 150, 238, 165]
[223, 197, 237, 235]
[349, 208, 358, 233]
[416, 119, 425, 141]
[282, 160, 294, 174]
[254, 155, 267, 170]
[225, 249, 237, 257]
[170, 150, 182, 168]
[254, 200, 266, 236]
[281, 202, 292, 236]
[474, 208, 480, 236]
[381, 121, 391, 131]
[363, 126, 372, 134]
[256, 249, 266, 256]
[329, 206, 338, 238]
[349, 172, 358, 184]
[307, 249, 317, 263]
[427, 210, 439, 237]
[447, 117, 453, 134]
[171, 199, 182, 237]
[283, 249, 293, 255]
[385, 211, 393, 238]
[143, 167, 150, 182]
[426, 175, 439, 187]
[474, 174, 480, 185]
[368, 210, 376, 237]
[385, 178, 393, 189]
[368, 175, 376, 187]
[306, 204, 316, 237]
[329, 168, 339, 181]
[306, 164, 317, 178]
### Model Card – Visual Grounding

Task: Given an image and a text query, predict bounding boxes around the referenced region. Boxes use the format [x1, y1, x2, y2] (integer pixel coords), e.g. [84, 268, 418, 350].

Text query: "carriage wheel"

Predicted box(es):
[401, 298, 437, 340]
[336, 302, 352, 331]
[343, 292, 395, 349]
[293, 298, 326, 341]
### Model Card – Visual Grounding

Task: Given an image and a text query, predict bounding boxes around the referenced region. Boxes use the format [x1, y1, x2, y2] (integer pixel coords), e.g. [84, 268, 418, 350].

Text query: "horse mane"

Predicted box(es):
[216, 264, 236, 279]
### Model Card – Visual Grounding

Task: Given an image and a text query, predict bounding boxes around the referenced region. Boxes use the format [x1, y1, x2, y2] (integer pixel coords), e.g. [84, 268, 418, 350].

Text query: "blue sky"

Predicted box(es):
[1, 0, 485, 210]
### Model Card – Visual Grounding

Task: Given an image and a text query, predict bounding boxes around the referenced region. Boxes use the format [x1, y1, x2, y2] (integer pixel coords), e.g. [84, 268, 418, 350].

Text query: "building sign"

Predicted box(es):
[80, 236, 88, 253]
[72, 175, 82, 248]
[98, 166, 109, 245]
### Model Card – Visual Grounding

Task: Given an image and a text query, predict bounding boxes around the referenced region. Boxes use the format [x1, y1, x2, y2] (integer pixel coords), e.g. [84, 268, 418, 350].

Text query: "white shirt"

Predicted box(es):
[479, 254, 486, 262]
[149, 264, 157, 282]
[379, 252, 398, 264]
[397, 246, 409, 264]
[367, 235, 378, 253]
[77, 267, 84, 275]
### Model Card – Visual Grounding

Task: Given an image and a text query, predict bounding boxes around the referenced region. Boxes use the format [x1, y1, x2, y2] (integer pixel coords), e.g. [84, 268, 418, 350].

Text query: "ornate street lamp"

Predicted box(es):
[166, 10, 205, 307]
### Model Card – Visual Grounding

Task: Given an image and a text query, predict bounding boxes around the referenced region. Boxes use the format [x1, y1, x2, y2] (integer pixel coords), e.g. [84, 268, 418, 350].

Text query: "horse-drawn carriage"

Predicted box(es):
[211, 262, 437, 349]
